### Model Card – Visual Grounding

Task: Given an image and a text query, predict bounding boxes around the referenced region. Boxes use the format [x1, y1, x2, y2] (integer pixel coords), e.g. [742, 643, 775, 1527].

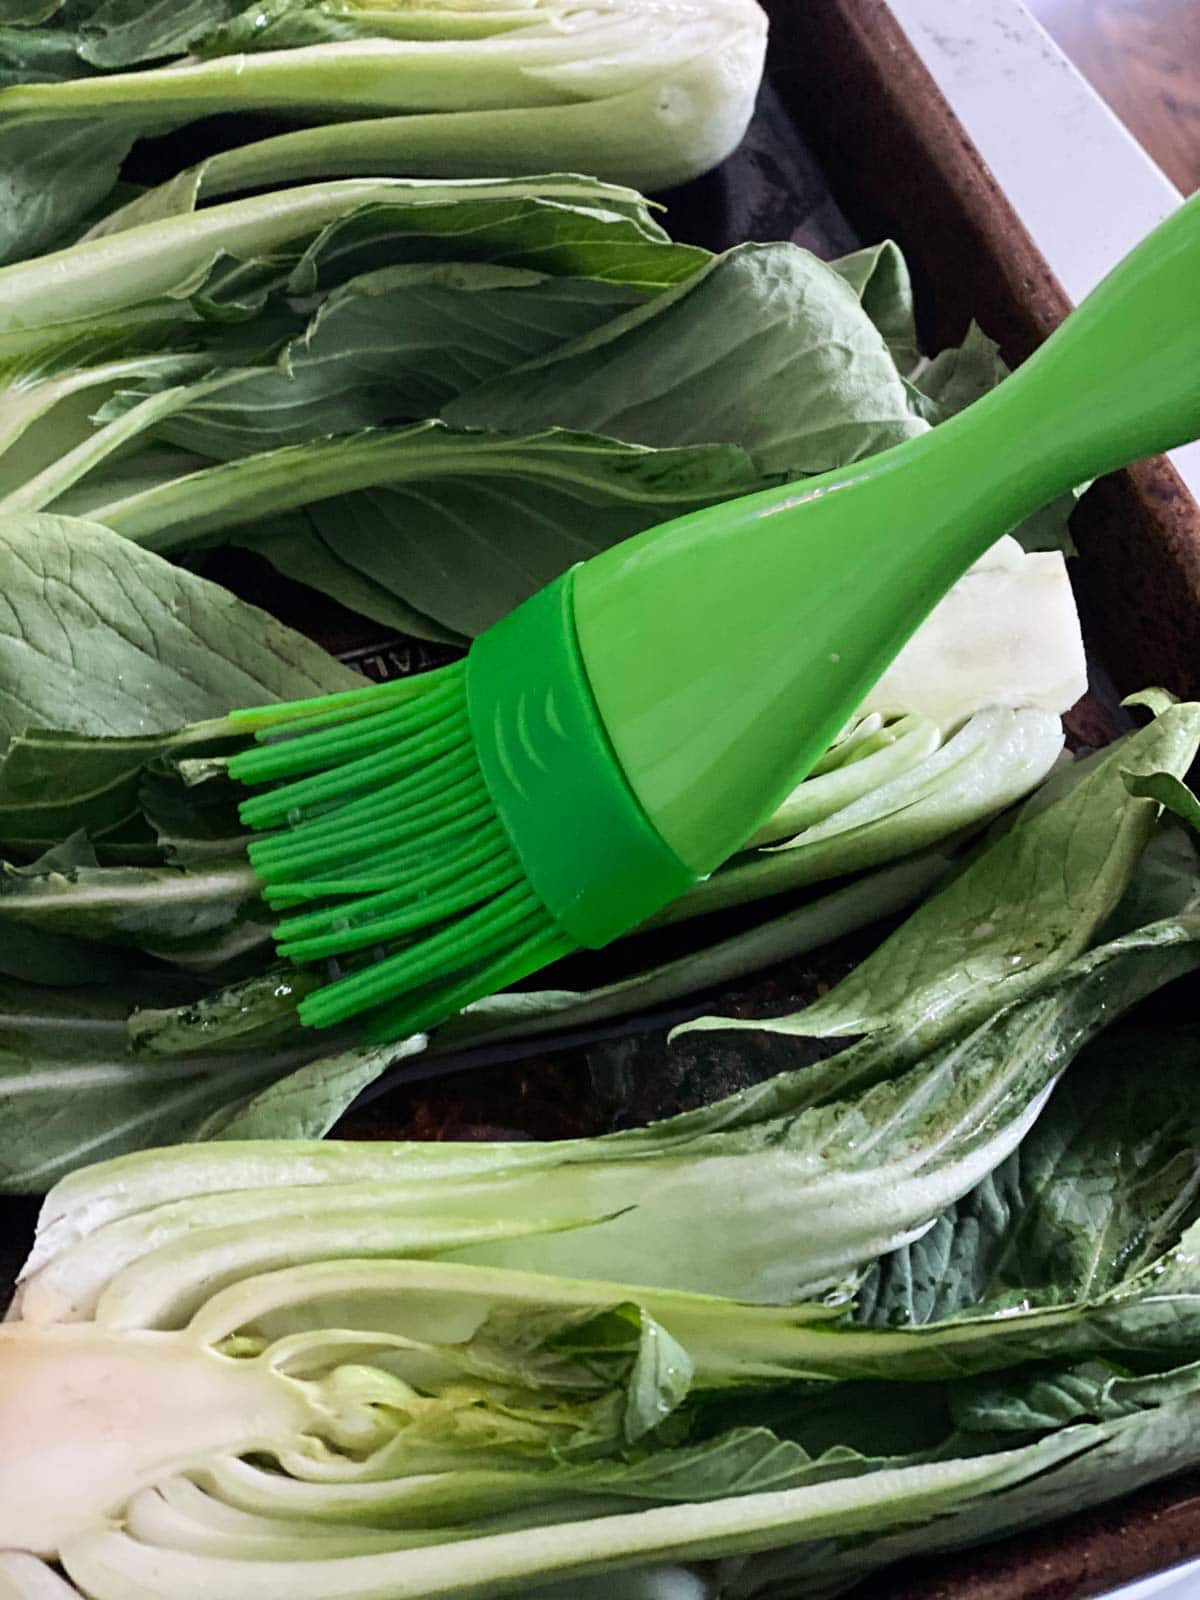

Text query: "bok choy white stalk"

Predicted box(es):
[0, 0, 768, 264]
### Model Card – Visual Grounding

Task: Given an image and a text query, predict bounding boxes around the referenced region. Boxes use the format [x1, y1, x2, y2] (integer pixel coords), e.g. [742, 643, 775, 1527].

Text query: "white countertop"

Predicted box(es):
[888, 0, 1200, 501]
[1099, 1559, 1200, 1600]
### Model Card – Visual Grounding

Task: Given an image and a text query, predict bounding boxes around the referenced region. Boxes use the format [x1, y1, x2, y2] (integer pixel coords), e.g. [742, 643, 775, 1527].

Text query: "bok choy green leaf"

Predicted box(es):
[13, 714, 1199, 1302]
[0, 180, 1076, 638]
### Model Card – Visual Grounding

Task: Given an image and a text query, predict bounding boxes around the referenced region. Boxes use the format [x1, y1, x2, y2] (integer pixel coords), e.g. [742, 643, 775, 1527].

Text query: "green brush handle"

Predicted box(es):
[574, 190, 1200, 873]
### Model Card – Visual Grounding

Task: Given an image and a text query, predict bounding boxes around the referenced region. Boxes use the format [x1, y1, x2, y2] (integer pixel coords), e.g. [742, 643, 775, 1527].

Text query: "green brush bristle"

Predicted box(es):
[230, 661, 572, 1040]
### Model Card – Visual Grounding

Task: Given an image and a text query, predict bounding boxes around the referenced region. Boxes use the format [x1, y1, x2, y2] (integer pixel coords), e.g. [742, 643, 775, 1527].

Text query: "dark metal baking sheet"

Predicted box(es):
[4, 7, 1200, 1593]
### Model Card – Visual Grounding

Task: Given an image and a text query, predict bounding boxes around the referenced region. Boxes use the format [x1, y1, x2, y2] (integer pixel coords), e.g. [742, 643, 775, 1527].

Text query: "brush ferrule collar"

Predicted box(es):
[466, 568, 696, 949]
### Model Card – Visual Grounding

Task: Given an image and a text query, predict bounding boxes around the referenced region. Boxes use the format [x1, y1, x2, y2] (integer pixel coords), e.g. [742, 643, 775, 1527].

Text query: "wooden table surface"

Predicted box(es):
[1025, 0, 1200, 193]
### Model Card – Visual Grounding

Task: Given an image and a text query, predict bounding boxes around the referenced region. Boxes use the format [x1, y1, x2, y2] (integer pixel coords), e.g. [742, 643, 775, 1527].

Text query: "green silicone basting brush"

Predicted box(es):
[229, 191, 1200, 1043]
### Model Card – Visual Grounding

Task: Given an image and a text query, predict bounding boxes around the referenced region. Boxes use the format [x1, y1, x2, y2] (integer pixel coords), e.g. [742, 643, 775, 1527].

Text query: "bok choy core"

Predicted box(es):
[0, 0, 768, 264]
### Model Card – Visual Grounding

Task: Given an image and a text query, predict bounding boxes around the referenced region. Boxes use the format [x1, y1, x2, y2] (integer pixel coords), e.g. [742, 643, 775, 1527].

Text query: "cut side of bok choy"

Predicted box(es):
[2, 703, 1198, 1594]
